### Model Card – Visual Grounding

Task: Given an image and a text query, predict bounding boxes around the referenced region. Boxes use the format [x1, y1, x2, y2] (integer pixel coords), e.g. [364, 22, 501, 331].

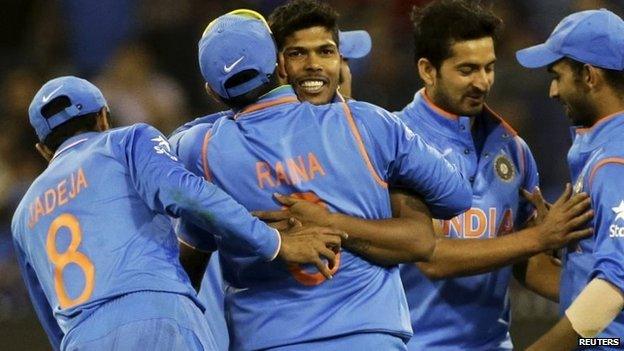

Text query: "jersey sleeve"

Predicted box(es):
[588, 159, 624, 293]
[515, 138, 540, 227]
[349, 102, 472, 219]
[12, 238, 63, 351]
[170, 124, 219, 252]
[119, 123, 280, 261]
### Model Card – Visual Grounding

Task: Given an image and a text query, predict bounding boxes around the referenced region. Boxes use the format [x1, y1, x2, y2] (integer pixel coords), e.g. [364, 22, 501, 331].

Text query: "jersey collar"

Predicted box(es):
[404, 89, 516, 142]
[571, 111, 624, 152]
[234, 85, 299, 120]
[50, 132, 98, 162]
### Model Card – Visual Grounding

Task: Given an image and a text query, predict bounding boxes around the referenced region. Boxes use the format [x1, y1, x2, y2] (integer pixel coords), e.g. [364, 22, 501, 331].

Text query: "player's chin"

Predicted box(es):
[300, 89, 334, 105]
[458, 102, 484, 116]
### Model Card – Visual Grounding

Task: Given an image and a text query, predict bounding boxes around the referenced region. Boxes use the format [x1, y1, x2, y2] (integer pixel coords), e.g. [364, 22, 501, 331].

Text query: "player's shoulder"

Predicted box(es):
[170, 110, 232, 138]
[344, 100, 406, 133]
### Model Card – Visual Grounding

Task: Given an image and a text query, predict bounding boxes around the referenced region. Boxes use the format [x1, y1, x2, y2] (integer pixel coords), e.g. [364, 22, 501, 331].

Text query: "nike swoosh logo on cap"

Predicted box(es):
[224, 56, 244, 73]
[42, 85, 64, 103]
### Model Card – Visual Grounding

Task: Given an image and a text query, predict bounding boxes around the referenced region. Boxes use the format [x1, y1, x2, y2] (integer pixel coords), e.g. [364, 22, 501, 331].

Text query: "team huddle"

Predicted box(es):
[10, 0, 624, 350]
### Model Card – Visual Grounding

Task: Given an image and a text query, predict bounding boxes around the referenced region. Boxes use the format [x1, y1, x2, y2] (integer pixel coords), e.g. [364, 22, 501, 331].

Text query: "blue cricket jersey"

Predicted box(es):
[396, 90, 539, 350]
[562, 112, 624, 348]
[171, 85, 472, 351]
[11, 123, 281, 350]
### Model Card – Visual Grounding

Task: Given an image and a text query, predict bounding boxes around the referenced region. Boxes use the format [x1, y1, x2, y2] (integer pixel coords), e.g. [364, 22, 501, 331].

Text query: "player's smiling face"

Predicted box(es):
[279, 26, 341, 105]
[428, 37, 496, 116]
[548, 60, 593, 127]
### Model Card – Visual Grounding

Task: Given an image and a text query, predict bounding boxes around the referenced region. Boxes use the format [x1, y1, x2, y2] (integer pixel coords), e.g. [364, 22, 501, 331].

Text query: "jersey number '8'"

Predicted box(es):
[45, 213, 95, 309]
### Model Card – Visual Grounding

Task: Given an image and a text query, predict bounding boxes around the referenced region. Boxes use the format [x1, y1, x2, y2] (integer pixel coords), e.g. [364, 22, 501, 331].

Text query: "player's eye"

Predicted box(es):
[320, 48, 337, 56]
[286, 50, 305, 59]
[458, 67, 473, 75]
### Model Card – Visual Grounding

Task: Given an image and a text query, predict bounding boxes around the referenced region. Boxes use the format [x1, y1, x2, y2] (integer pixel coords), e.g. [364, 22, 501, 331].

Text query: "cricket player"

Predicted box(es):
[171, 24, 373, 351]
[171, 10, 473, 351]
[517, 9, 624, 350]
[11, 76, 346, 350]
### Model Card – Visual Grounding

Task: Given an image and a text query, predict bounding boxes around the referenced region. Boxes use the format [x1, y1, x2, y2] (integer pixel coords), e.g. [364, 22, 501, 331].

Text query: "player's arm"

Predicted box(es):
[12, 238, 63, 351]
[417, 184, 592, 279]
[527, 278, 624, 351]
[255, 188, 435, 266]
[513, 252, 561, 302]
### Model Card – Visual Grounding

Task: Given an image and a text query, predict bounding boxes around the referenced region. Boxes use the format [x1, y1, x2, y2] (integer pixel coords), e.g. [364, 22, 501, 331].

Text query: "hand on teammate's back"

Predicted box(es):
[277, 220, 347, 280]
[253, 193, 333, 227]
[532, 183, 594, 250]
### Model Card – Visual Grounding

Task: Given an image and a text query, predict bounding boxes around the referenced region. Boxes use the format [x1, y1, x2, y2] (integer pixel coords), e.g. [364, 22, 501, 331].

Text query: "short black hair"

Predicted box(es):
[411, 0, 502, 68]
[268, 0, 340, 51]
[562, 57, 624, 95]
[41, 96, 100, 151]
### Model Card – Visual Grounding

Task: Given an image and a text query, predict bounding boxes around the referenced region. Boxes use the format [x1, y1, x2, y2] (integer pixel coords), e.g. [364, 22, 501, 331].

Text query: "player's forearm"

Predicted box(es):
[527, 317, 579, 351]
[417, 227, 544, 279]
[171, 172, 280, 261]
[329, 213, 435, 265]
[514, 253, 560, 302]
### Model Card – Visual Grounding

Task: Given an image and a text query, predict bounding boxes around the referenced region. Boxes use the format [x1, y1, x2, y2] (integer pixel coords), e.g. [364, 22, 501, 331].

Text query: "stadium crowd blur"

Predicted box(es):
[1, 0, 623, 349]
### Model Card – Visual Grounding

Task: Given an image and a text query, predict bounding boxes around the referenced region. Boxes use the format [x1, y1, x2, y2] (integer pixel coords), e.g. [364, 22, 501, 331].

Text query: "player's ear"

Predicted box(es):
[277, 52, 288, 83]
[417, 58, 436, 87]
[584, 64, 601, 90]
[35, 142, 53, 163]
[204, 83, 223, 104]
[96, 107, 111, 132]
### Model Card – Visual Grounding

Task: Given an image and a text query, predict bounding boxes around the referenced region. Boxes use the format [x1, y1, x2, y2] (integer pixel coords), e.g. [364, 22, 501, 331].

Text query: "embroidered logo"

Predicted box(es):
[494, 155, 515, 182]
[151, 135, 178, 161]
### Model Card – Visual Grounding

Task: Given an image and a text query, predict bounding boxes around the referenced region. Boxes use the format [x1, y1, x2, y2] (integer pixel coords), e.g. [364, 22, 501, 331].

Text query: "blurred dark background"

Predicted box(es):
[1, 0, 623, 350]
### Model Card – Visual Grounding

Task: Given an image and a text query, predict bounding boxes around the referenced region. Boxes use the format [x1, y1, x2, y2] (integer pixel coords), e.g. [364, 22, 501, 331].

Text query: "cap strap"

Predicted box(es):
[46, 105, 81, 129]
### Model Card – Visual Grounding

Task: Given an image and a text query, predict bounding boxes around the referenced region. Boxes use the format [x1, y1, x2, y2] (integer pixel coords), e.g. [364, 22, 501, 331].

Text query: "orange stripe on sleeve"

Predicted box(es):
[588, 157, 624, 190]
[201, 129, 213, 182]
[340, 101, 388, 188]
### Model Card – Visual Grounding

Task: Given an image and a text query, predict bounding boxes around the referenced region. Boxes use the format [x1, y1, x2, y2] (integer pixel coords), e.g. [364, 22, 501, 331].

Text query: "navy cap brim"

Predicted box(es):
[516, 43, 564, 68]
[339, 30, 372, 59]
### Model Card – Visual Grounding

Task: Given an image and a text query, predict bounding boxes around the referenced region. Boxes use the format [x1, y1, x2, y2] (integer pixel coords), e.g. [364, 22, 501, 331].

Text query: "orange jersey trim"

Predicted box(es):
[588, 157, 624, 190]
[201, 129, 213, 181]
[421, 89, 459, 120]
[340, 101, 388, 188]
[234, 96, 299, 120]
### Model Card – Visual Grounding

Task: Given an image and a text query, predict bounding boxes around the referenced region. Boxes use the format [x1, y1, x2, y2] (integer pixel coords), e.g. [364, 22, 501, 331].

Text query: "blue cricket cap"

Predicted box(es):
[198, 9, 277, 99]
[516, 9, 624, 70]
[28, 76, 108, 141]
[339, 30, 372, 59]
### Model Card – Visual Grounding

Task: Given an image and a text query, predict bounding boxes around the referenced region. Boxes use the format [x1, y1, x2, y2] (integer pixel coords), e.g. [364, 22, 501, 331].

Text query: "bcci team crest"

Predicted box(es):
[494, 155, 515, 182]
[573, 174, 584, 194]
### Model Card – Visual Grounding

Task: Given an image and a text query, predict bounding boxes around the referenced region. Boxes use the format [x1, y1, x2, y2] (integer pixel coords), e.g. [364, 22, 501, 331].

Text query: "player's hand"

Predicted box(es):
[535, 183, 593, 250]
[253, 193, 334, 227]
[277, 225, 348, 280]
[521, 186, 552, 227]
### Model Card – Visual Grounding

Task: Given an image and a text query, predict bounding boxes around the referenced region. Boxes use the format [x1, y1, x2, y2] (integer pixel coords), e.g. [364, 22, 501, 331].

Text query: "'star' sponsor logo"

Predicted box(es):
[609, 201, 624, 238]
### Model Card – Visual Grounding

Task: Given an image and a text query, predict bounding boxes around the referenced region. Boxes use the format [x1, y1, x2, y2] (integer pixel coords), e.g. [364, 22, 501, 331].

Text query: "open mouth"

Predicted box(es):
[298, 78, 328, 94]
